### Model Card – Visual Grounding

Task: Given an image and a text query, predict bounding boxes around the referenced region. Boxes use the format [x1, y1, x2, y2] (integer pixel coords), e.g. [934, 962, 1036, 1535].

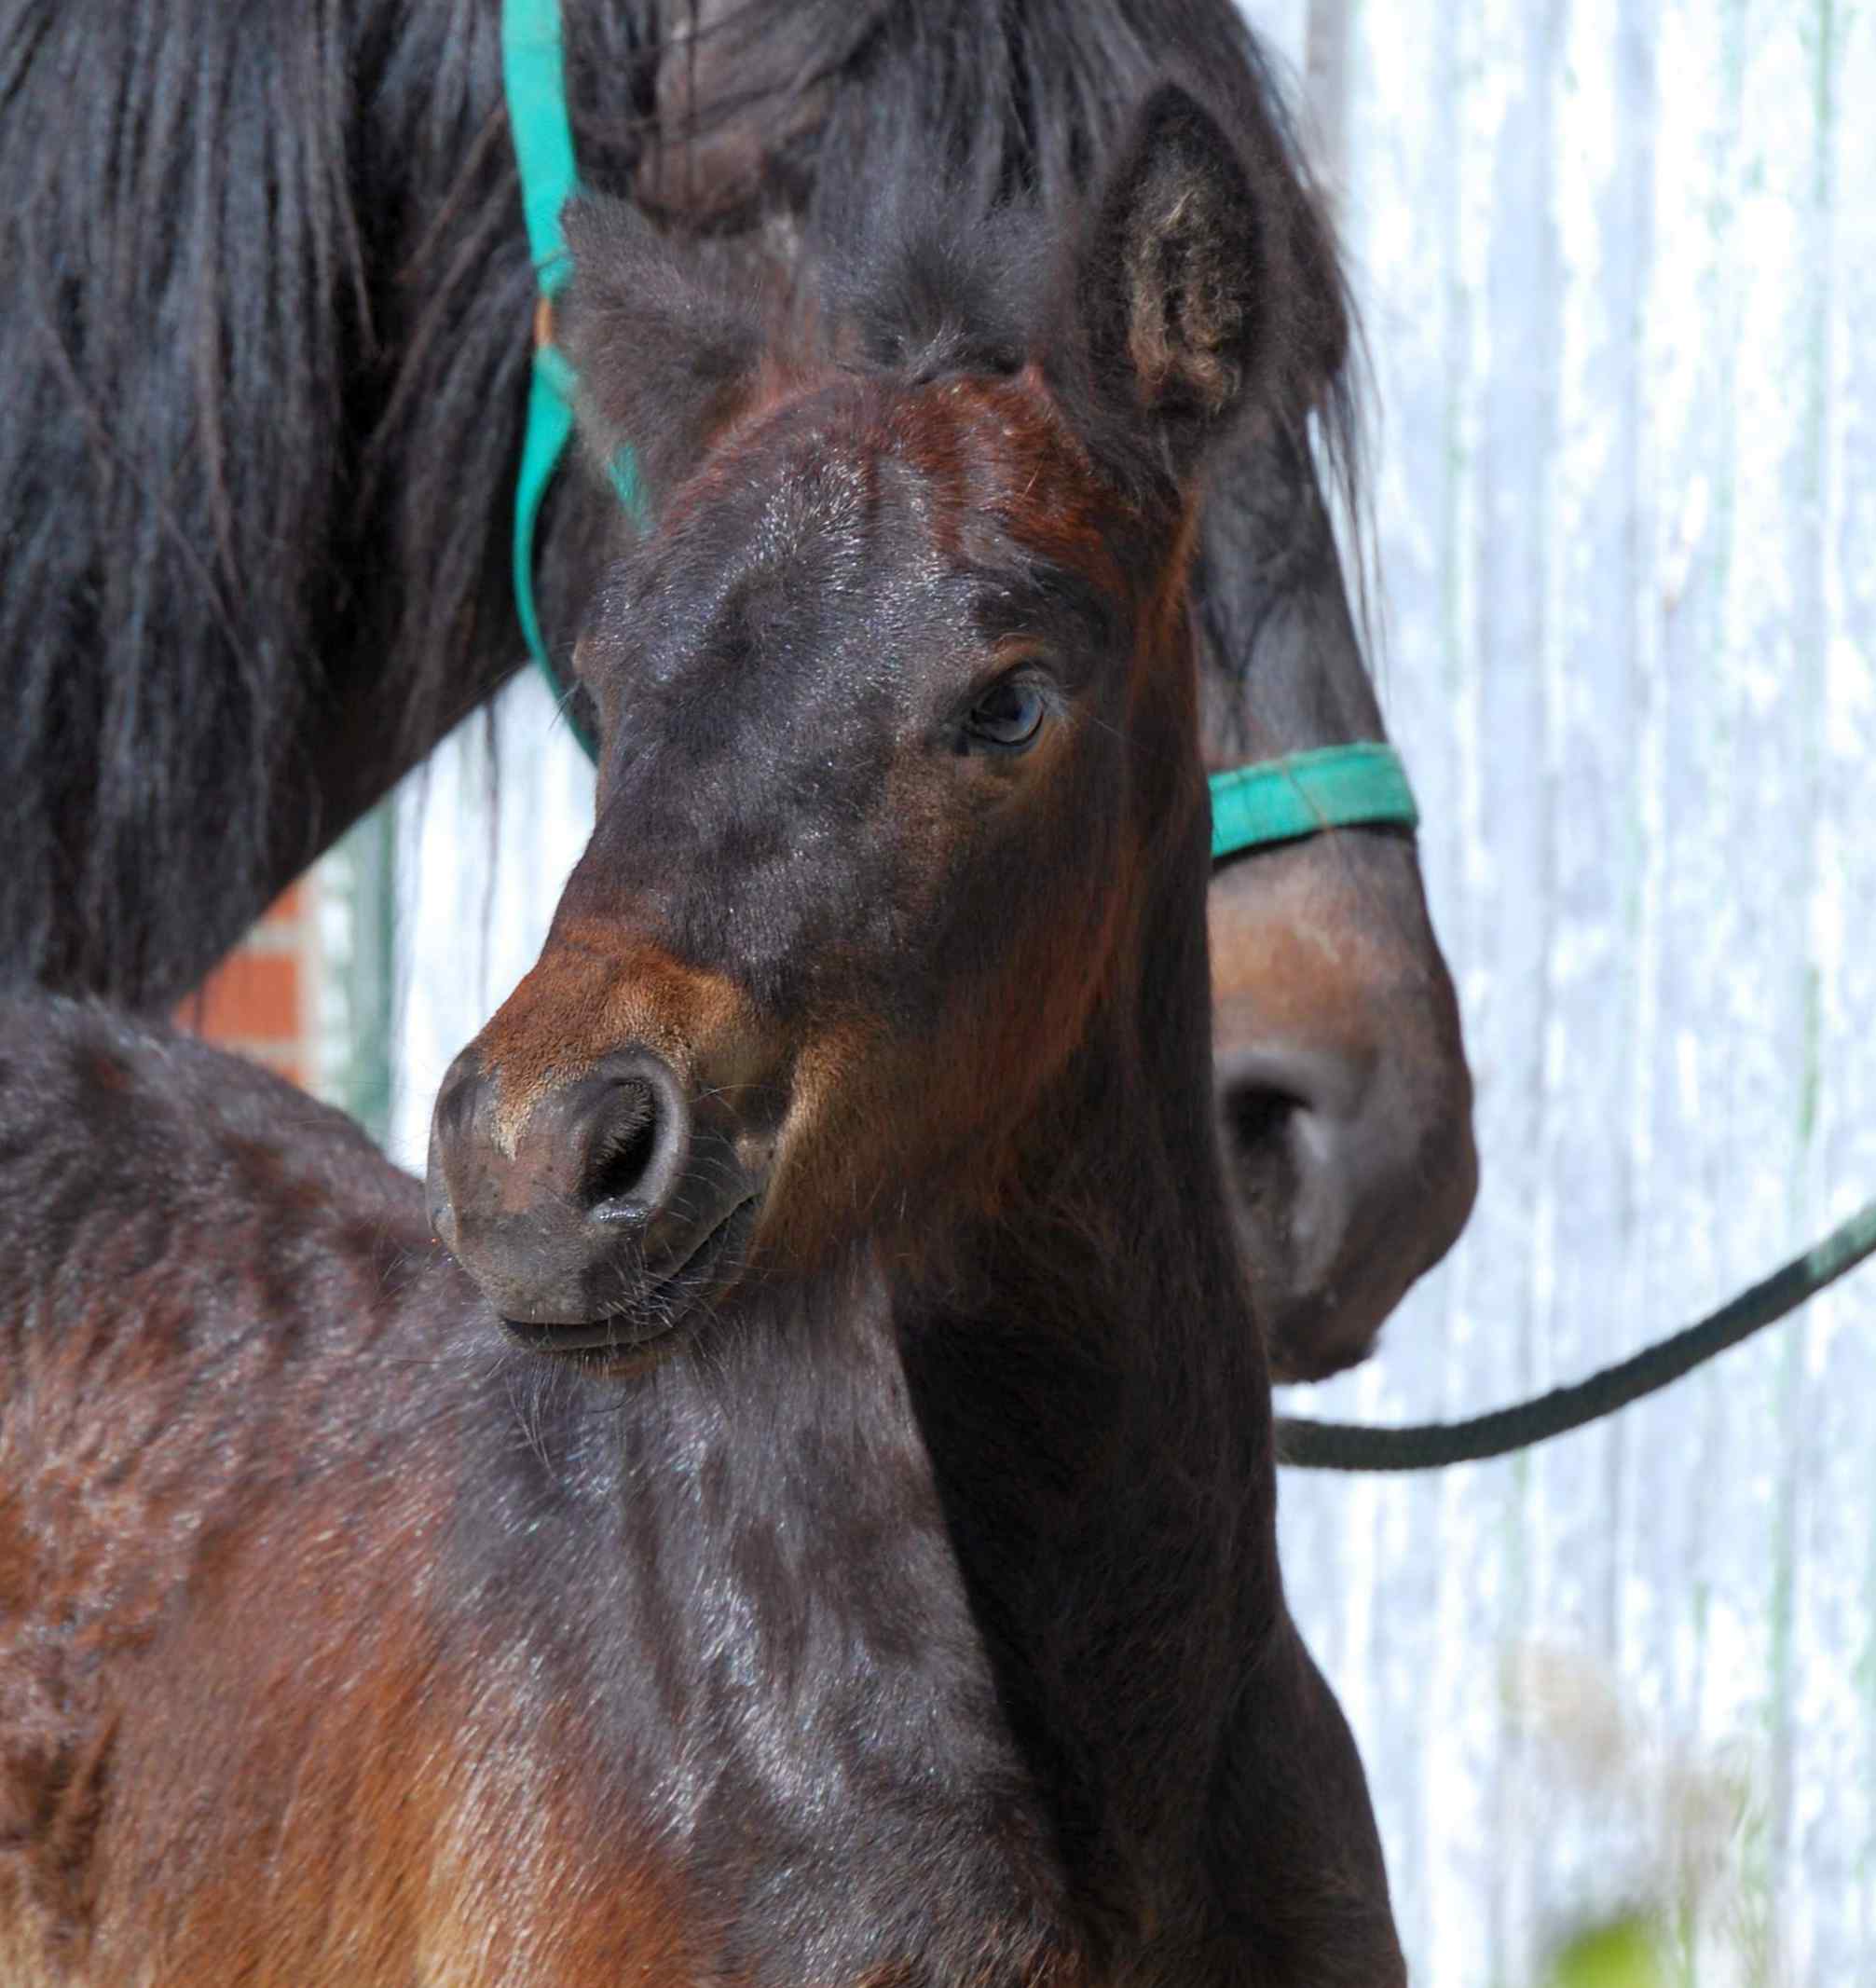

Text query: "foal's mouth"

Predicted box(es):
[500, 1195, 760, 1360]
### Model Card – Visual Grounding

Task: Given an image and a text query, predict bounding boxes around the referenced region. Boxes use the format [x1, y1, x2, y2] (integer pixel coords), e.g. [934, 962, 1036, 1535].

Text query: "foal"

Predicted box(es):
[0, 89, 1402, 1985]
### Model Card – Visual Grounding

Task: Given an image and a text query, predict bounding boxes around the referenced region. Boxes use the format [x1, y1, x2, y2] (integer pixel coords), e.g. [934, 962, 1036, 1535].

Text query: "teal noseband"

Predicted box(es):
[500, 0, 1418, 857]
[1206, 742, 1417, 857]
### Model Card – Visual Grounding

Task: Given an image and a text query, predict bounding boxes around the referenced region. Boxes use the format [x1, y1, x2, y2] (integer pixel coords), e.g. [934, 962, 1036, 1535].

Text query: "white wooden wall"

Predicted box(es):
[377, 5, 1876, 1978]
[1264, 1, 1876, 1980]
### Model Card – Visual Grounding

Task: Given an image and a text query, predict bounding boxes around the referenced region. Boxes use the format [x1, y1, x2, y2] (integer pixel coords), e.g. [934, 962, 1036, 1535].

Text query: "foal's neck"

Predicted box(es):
[889, 835, 1284, 1932]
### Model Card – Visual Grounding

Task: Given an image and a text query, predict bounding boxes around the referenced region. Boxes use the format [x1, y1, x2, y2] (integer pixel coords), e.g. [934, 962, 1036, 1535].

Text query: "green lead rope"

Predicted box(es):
[498, 0, 1420, 847]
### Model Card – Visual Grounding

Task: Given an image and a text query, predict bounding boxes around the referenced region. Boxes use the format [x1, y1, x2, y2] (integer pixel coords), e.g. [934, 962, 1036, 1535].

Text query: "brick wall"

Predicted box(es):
[177, 880, 322, 1090]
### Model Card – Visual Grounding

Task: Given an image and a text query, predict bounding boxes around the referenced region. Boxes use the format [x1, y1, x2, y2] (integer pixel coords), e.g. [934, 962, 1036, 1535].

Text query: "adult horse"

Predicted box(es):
[0, 87, 1403, 1981]
[0, 0, 1472, 1378]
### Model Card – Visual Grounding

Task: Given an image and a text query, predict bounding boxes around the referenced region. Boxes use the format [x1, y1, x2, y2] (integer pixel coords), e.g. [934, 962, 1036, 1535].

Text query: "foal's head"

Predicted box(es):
[430, 87, 1272, 1347]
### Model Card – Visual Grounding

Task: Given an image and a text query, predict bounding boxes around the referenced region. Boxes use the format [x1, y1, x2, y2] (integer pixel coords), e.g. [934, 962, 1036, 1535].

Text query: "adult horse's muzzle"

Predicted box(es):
[427, 1040, 766, 1354]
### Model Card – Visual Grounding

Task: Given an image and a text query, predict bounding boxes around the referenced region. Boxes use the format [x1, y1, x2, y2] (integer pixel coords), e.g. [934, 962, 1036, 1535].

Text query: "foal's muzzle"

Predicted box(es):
[427, 1042, 759, 1350]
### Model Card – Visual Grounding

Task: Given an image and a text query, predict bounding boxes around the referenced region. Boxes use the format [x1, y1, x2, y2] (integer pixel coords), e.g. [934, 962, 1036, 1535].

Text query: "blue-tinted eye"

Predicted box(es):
[966, 679, 1047, 750]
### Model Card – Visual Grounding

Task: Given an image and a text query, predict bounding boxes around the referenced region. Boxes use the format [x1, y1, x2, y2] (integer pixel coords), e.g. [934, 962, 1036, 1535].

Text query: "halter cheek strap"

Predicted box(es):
[500, 0, 1420, 850]
[504, 0, 603, 761]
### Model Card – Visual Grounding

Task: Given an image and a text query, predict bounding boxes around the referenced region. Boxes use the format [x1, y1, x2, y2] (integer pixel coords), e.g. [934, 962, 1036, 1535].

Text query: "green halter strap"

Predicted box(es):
[1207, 741, 1418, 858]
[500, 0, 1418, 851]
[503, 0, 603, 760]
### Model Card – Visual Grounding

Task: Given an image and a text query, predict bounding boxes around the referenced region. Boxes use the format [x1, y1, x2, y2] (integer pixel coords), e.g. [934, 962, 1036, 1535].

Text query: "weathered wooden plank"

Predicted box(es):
[388, 683, 594, 1168]
[1784, 4, 1873, 1978]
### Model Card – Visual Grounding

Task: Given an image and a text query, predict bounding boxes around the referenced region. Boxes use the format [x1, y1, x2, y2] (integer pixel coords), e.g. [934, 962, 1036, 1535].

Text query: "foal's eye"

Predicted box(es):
[965, 678, 1048, 752]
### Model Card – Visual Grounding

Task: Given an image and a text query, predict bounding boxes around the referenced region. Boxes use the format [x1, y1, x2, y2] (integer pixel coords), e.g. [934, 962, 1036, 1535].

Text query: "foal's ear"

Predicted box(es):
[1055, 85, 1269, 485]
[562, 199, 765, 506]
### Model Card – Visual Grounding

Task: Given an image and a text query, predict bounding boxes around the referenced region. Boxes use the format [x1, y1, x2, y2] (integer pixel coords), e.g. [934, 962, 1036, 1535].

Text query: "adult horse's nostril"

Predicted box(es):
[1216, 1041, 1359, 1176]
[1215, 1038, 1475, 1381]
[1213, 1045, 1373, 1362]
[1221, 1079, 1297, 1202]
[1218, 1046, 1369, 1128]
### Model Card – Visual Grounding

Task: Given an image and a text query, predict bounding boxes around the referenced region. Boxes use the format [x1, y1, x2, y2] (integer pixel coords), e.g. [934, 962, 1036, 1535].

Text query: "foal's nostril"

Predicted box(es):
[579, 1081, 663, 1215]
[431, 1043, 487, 1147]
[428, 1044, 700, 1326]
[428, 1043, 494, 1248]
[546, 1049, 691, 1231]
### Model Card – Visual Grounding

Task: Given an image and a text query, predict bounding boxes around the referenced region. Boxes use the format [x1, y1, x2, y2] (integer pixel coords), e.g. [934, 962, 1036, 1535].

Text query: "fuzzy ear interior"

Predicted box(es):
[1052, 84, 1271, 487]
[560, 199, 767, 509]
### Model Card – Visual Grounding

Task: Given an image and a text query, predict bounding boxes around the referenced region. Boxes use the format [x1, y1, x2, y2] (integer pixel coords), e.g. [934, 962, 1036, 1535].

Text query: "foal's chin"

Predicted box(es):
[498, 1195, 762, 1366]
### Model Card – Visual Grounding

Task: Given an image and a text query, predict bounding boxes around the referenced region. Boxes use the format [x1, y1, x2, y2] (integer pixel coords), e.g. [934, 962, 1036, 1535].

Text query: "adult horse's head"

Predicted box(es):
[427, 86, 1313, 1353]
[1156, 82, 1474, 1382]
[1198, 411, 1477, 1379]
